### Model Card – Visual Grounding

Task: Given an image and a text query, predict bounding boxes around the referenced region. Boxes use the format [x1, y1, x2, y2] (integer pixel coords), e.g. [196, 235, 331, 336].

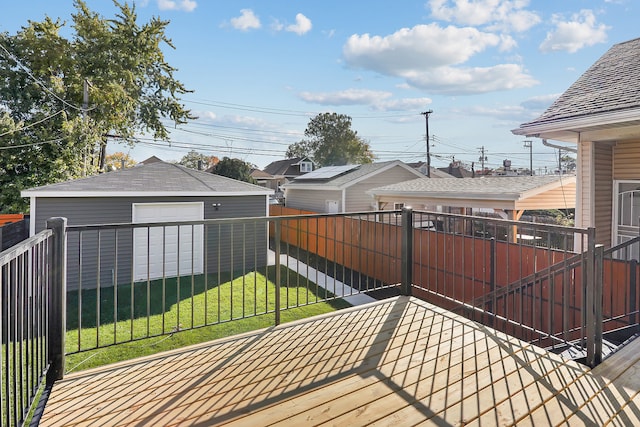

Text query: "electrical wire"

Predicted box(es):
[0, 136, 64, 150]
[0, 110, 65, 137]
[0, 41, 95, 112]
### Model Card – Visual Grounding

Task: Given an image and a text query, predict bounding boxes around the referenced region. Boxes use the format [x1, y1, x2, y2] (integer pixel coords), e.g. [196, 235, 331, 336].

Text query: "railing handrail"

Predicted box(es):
[0, 228, 52, 265]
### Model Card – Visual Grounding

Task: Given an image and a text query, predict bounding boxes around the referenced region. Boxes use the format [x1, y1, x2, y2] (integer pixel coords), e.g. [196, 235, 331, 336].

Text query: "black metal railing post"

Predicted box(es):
[584, 227, 597, 367]
[594, 244, 604, 366]
[274, 220, 281, 325]
[401, 207, 413, 296]
[46, 217, 67, 384]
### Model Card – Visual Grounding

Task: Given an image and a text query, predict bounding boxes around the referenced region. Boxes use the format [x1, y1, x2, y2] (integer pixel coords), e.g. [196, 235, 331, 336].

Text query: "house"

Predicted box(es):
[438, 160, 475, 178]
[406, 161, 454, 178]
[262, 156, 315, 191]
[367, 175, 576, 222]
[512, 37, 640, 251]
[283, 160, 427, 213]
[21, 161, 273, 289]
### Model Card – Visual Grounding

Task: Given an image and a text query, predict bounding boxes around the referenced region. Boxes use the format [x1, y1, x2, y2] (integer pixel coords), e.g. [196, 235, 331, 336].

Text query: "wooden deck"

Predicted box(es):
[40, 296, 640, 426]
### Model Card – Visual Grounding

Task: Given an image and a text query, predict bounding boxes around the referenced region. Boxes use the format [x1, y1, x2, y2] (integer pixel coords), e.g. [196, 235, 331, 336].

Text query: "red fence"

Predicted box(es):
[270, 206, 638, 351]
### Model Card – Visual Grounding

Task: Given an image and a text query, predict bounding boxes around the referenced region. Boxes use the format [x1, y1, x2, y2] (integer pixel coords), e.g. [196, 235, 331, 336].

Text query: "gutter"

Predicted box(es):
[542, 139, 577, 153]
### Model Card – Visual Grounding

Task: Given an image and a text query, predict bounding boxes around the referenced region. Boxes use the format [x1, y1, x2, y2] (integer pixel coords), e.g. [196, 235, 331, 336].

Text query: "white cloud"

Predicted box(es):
[343, 23, 535, 95]
[286, 13, 312, 35]
[405, 64, 538, 94]
[157, 0, 197, 12]
[230, 9, 261, 31]
[540, 10, 609, 53]
[428, 0, 541, 33]
[298, 89, 432, 112]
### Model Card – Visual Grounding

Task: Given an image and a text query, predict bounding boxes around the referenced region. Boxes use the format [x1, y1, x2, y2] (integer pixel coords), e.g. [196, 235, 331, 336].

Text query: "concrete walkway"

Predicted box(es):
[267, 250, 376, 306]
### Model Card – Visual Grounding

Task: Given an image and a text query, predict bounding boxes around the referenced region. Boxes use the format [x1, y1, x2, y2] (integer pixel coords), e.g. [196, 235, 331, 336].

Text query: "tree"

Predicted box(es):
[178, 150, 220, 170]
[104, 152, 137, 170]
[560, 154, 576, 173]
[286, 112, 375, 167]
[0, 0, 193, 212]
[209, 157, 256, 184]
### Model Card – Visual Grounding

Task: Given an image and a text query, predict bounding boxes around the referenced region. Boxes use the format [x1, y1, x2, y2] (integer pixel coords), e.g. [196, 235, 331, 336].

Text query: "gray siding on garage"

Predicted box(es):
[34, 195, 269, 290]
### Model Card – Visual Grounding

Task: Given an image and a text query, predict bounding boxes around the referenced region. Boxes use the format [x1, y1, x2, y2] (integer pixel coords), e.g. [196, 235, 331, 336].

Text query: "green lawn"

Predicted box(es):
[64, 265, 351, 372]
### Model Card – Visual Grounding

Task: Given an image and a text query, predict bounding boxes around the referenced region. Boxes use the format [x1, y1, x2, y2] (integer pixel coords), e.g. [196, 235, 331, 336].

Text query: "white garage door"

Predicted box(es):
[132, 202, 204, 281]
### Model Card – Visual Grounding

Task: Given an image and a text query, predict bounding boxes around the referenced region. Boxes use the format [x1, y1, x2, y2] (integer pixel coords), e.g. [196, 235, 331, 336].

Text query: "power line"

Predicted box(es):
[0, 42, 93, 113]
[0, 110, 66, 137]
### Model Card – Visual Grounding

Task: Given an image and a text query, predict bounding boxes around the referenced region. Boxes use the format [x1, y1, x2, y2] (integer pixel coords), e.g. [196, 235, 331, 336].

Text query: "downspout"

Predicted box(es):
[341, 188, 346, 213]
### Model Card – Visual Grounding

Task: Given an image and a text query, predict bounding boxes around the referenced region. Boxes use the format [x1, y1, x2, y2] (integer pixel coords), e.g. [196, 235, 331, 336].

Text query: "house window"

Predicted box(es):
[300, 162, 313, 173]
[393, 202, 404, 217]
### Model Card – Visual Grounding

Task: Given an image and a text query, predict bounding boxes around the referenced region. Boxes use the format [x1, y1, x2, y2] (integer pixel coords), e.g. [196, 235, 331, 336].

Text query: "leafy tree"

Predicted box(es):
[178, 150, 220, 170]
[104, 152, 137, 170]
[560, 154, 576, 173]
[209, 157, 256, 184]
[286, 112, 375, 167]
[0, 0, 193, 212]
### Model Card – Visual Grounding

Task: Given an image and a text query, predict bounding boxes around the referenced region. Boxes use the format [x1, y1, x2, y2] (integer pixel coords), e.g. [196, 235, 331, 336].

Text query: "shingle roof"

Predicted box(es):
[263, 157, 310, 176]
[285, 161, 420, 188]
[22, 162, 272, 196]
[522, 38, 640, 127]
[368, 175, 574, 201]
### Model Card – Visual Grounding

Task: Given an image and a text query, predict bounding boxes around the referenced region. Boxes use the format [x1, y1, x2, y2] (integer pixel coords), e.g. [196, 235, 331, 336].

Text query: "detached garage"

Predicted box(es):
[22, 161, 273, 290]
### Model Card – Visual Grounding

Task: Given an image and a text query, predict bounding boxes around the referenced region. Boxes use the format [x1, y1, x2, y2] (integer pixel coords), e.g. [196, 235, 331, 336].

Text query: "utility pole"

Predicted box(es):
[478, 146, 488, 174]
[82, 79, 89, 176]
[523, 140, 533, 176]
[421, 110, 433, 177]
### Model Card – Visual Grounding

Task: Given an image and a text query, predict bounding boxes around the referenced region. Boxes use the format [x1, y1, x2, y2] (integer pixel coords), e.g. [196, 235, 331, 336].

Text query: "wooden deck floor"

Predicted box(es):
[40, 296, 640, 426]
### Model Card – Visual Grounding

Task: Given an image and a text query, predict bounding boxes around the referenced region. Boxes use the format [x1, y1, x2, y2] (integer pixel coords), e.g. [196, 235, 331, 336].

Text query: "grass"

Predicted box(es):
[64, 265, 351, 372]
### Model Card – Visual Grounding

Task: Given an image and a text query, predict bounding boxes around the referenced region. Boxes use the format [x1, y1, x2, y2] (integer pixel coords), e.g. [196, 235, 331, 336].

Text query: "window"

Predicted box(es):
[300, 161, 313, 173]
[393, 202, 404, 210]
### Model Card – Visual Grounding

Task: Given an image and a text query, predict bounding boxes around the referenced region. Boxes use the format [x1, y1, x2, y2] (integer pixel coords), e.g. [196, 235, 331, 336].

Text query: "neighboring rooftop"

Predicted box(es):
[22, 161, 272, 197]
[368, 175, 576, 204]
[263, 157, 313, 177]
[513, 37, 640, 141]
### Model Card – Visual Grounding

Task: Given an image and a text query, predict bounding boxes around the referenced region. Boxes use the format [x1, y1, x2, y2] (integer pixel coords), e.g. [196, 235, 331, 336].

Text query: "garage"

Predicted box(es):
[22, 160, 273, 290]
[132, 202, 204, 281]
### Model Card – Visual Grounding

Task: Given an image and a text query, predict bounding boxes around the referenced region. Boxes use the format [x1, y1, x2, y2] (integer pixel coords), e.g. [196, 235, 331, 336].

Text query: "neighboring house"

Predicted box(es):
[22, 161, 273, 290]
[367, 175, 576, 221]
[249, 168, 273, 187]
[283, 160, 426, 213]
[262, 157, 315, 191]
[438, 160, 475, 178]
[512, 37, 640, 251]
[406, 161, 453, 178]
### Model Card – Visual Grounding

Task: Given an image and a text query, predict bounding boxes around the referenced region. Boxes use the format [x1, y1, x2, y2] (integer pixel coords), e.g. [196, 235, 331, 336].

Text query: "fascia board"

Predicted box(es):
[20, 190, 273, 198]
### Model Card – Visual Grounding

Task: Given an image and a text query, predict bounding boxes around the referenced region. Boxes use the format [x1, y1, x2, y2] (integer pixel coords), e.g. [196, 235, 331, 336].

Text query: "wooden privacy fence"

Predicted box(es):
[270, 206, 637, 362]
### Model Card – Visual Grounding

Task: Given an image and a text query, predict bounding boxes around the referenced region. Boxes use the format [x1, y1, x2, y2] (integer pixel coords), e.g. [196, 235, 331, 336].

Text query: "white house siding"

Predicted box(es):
[613, 140, 640, 179]
[34, 195, 268, 290]
[594, 143, 613, 246]
[344, 166, 420, 213]
[285, 188, 342, 213]
[576, 141, 593, 231]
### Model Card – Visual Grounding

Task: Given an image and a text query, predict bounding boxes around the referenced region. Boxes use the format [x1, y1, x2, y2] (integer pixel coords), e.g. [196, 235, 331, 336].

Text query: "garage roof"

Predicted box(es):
[22, 162, 273, 197]
[367, 175, 576, 211]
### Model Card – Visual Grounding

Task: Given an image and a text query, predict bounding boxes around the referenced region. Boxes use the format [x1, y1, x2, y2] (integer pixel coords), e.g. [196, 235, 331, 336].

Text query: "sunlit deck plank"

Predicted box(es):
[40, 296, 640, 426]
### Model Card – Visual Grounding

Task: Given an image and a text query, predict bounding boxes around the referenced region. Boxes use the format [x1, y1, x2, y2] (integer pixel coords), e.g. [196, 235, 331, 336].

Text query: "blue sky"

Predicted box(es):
[1, 0, 638, 172]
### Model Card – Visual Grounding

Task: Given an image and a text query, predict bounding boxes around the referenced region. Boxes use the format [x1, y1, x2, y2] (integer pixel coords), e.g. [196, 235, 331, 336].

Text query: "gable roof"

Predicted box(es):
[513, 38, 640, 143]
[284, 160, 424, 190]
[22, 162, 272, 197]
[263, 157, 312, 176]
[367, 175, 576, 210]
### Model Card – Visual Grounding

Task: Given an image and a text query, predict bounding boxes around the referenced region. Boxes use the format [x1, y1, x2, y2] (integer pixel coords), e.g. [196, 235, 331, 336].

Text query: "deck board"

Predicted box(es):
[40, 296, 640, 426]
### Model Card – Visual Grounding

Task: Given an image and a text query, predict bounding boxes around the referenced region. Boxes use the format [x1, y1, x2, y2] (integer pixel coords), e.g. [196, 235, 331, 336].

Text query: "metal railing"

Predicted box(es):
[63, 211, 404, 356]
[2, 207, 630, 424]
[0, 218, 65, 427]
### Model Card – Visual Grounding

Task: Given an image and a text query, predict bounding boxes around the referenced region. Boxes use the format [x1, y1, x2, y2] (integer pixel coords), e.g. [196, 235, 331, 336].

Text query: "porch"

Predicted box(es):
[3, 208, 640, 425]
[40, 296, 640, 426]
